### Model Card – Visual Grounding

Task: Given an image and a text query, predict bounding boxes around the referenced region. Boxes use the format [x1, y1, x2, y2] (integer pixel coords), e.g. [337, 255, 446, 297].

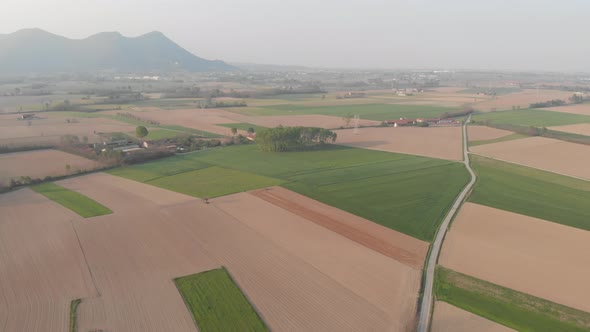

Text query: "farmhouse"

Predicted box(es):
[387, 118, 416, 127]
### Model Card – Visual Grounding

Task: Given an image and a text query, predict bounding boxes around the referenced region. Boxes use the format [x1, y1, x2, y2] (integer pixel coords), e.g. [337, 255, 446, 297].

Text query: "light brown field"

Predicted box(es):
[250, 186, 428, 269]
[549, 123, 590, 136]
[470, 136, 590, 179]
[440, 203, 590, 312]
[335, 126, 463, 161]
[48, 173, 422, 331]
[247, 114, 380, 129]
[0, 113, 135, 146]
[0, 149, 101, 185]
[473, 89, 573, 111]
[546, 104, 590, 116]
[132, 108, 246, 135]
[432, 301, 516, 332]
[0, 188, 97, 332]
[467, 125, 513, 141]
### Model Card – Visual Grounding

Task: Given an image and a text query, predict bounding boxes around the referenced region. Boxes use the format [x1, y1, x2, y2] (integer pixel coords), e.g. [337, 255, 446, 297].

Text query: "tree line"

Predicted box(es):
[256, 126, 337, 152]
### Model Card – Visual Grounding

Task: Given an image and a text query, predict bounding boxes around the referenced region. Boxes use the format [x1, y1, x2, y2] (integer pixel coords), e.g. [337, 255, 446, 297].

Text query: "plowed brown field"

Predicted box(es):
[440, 203, 590, 312]
[335, 126, 463, 161]
[0, 188, 96, 332]
[432, 301, 516, 332]
[250, 186, 428, 269]
[0, 149, 101, 186]
[546, 104, 590, 116]
[549, 123, 590, 136]
[468, 126, 513, 141]
[473, 89, 572, 111]
[45, 173, 422, 331]
[470, 136, 590, 179]
[0, 113, 135, 146]
[246, 114, 380, 129]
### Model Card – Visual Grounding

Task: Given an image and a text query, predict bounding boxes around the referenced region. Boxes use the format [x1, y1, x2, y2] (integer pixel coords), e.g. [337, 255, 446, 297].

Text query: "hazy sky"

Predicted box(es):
[2, 0, 590, 71]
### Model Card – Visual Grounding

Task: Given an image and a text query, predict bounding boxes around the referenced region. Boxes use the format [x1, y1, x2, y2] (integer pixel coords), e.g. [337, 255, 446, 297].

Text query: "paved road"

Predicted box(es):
[416, 114, 477, 332]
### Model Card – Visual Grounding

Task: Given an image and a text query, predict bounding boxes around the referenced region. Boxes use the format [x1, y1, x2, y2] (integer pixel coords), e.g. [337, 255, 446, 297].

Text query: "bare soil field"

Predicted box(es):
[335, 126, 463, 161]
[468, 125, 513, 141]
[0, 188, 97, 331]
[132, 108, 246, 135]
[549, 123, 590, 136]
[53, 173, 421, 331]
[250, 186, 428, 269]
[470, 136, 590, 179]
[473, 89, 573, 111]
[0, 113, 135, 146]
[432, 301, 515, 332]
[546, 104, 590, 116]
[247, 114, 380, 129]
[440, 203, 590, 312]
[0, 149, 101, 186]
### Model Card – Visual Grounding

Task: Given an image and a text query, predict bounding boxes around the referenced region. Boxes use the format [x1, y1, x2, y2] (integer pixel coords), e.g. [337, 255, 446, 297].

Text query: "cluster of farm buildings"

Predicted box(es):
[387, 117, 462, 127]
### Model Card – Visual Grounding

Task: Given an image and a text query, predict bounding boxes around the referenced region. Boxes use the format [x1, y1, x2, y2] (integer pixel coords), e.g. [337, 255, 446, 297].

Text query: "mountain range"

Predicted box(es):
[0, 28, 235, 74]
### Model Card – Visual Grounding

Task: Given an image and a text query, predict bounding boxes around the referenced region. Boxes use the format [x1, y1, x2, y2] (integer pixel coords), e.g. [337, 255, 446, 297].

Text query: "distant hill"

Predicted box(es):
[0, 28, 235, 74]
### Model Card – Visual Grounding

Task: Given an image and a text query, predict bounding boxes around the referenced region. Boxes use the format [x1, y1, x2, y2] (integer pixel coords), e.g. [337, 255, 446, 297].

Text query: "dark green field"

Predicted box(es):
[110, 144, 469, 241]
[32, 182, 112, 217]
[175, 268, 268, 332]
[472, 109, 590, 127]
[469, 155, 590, 231]
[227, 103, 454, 121]
[436, 267, 590, 332]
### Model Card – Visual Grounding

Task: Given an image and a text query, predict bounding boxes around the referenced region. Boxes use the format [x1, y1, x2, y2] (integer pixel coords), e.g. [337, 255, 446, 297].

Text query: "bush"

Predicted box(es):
[256, 126, 337, 152]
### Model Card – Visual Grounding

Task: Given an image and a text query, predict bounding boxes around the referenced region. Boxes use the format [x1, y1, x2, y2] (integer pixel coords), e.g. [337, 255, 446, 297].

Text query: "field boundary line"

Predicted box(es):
[469, 152, 590, 182]
[417, 114, 477, 332]
[69, 219, 101, 297]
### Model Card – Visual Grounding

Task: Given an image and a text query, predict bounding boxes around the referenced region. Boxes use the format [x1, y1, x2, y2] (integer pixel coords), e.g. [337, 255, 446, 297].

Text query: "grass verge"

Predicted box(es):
[32, 183, 112, 217]
[175, 267, 269, 332]
[69, 298, 81, 332]
[435, 267, 590, 332]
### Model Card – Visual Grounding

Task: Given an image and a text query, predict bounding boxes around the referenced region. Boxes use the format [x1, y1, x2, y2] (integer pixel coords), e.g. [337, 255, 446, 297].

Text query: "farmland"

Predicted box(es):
[217, 122, 266, 132]
[45, 173, 423, 330]
[175, 268, 268, 332]
[0, 149, 101, 186]
[472, 108, 590, 127]
[468, 133, 527, 147]
[440, 202, 590, 313]
[110, 144, 470, 241]
[252, 103, 455, 120]
[432, 301, 515, 332]
[32, 182, 112, 217]
[435, 267, 590, 332]
[470, 136, 590, 180]
[469, 155, 590, 231]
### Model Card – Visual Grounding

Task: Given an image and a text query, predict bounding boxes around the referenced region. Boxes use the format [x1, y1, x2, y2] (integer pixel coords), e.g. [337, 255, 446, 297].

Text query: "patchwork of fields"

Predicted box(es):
[110, 144, 470, 241]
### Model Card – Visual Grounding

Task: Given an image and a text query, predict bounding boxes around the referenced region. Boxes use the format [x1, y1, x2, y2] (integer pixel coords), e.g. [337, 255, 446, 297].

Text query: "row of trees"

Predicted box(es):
[530, 99, 566, 108]
[257, 126, 337, 152]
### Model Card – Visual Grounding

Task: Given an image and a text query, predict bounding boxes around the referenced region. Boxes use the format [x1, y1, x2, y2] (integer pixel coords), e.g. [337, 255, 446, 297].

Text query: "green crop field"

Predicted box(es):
[469, 155, 590, 231]
[472, 109, 590, 127]
[468, 132, 528, 147]
[148, 166, 284, 198]
[141, 129, 186, 140]
[32, 182, 112, 217]
[217, 123, 266, 132]
[110, 144, 469, 241]
[175, 268, 268, 332]
[436, 267, 590, 332]
[226, 103, 454, 120]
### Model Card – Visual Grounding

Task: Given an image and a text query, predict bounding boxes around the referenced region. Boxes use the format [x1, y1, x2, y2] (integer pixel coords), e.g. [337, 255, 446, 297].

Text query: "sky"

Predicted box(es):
[2, 0, 590, 71]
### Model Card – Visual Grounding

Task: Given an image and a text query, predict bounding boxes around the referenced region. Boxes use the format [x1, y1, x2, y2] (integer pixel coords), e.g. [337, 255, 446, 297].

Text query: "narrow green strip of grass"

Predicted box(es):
[217, 123, 266, 132]
[469, 132, 528, 147]
[435, 267, 590, 332]
[175, 268, 269, 332]
[32, 183, 112, 217]
[69, 298, 81, 332]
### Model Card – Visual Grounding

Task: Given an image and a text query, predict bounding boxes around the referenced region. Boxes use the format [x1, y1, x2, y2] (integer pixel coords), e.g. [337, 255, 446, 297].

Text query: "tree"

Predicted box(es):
[247, 127, 255, 135]
[230, 127, 238, 136]
[135, 126, 149, 138]
[65, 164, 71, 172]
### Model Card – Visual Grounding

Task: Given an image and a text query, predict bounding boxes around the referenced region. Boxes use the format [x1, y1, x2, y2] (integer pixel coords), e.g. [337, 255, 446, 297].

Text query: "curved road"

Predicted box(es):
[417, 114, 477, 332]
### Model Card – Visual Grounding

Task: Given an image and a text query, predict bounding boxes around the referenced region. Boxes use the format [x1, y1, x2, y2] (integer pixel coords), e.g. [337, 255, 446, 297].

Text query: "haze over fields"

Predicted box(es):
[2, 1, 590, 332]
[2, 0, 590, 71]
